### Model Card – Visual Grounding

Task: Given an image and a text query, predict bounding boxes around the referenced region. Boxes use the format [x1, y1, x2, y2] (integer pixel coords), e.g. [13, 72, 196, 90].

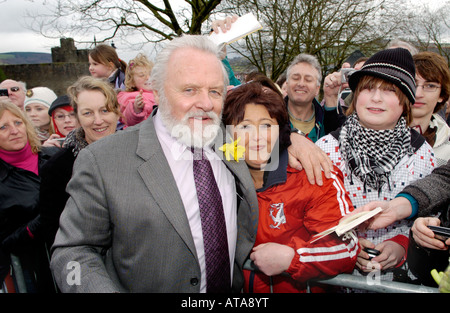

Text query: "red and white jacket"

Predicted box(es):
[243, 151, 360, 293]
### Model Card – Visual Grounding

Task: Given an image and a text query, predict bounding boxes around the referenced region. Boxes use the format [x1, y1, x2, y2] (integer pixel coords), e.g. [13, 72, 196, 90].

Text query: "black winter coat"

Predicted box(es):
[28, 147, 76, 247]
[0, 146, 58, 287]
[0, 147, 58, 244]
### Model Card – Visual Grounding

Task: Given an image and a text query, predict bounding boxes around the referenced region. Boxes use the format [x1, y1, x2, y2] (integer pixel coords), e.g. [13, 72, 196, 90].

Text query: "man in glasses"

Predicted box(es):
[0, 79, 27, 110]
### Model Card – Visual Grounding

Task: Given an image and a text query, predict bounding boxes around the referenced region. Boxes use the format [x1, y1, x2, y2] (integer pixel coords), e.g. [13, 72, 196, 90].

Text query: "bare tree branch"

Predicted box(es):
[26, 0, 222, 48]
[217, 0, 408, 82]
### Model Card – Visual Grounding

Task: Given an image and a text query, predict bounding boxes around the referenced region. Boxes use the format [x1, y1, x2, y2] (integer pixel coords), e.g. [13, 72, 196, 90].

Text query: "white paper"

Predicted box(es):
[208, 13, 263, 45]
[311, 207, 383, 243]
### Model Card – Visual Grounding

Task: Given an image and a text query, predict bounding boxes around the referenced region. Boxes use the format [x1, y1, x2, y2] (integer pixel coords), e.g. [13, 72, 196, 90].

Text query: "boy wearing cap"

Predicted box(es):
[24, 87, 58, 143]
[316, 48, 435, 285]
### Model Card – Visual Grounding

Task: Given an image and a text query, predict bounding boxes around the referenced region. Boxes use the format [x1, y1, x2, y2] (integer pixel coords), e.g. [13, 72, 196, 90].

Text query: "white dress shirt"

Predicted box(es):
[153, 112, 237, 292]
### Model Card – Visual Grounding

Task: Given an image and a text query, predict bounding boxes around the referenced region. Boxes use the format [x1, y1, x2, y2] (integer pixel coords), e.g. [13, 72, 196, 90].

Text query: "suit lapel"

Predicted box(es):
[134, 116, 258, 260]
[135, 116, 197, 259]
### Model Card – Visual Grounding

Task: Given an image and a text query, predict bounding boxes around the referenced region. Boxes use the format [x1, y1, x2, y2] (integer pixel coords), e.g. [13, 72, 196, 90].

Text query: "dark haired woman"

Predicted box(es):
[223, 80, 359, 293]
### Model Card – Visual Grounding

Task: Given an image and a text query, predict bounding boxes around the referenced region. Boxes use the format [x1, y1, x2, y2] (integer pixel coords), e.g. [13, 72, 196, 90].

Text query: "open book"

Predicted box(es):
[310, 207, 383, 243]
[208, 13, 263, 45]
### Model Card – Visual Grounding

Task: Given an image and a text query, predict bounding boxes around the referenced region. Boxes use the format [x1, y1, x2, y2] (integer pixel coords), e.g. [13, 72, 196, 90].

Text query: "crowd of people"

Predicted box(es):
[0, 15, 449, 294]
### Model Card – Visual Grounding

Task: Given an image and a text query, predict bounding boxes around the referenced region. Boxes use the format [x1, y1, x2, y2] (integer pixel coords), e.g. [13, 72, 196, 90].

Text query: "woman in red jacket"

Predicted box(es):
[222, 79, 360, 293]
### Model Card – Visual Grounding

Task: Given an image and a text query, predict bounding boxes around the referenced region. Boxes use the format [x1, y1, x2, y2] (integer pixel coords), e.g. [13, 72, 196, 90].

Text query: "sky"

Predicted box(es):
[0, 0, 188, 62]
[0, 0, 61, 54]
[0, 0, 444, 63]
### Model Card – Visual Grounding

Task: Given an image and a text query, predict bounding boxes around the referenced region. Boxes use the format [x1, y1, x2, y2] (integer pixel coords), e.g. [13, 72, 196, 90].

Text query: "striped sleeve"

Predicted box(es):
[286, 168, 360, 282]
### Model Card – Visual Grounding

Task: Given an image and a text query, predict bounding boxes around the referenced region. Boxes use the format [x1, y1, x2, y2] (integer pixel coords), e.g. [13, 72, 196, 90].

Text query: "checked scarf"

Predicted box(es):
[339, 113, 414, 193]
[63, 127, 89, 157]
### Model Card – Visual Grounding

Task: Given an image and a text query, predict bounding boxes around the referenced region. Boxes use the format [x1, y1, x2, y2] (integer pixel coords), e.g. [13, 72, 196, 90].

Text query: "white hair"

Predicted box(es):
[151, 35, 227, 148]
[150, 35, 229, 95]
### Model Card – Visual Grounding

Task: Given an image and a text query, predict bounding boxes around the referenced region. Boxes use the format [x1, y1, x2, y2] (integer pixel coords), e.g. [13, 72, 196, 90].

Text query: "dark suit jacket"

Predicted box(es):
[50, 114, 258, 292]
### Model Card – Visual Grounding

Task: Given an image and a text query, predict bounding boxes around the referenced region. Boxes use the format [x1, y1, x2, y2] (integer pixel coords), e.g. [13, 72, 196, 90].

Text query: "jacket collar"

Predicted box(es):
[256, 149, 289, 193]
[284, 96, 324, 122]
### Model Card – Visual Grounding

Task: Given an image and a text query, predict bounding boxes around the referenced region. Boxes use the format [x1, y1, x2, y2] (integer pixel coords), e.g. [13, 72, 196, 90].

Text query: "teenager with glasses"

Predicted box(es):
[411, 51, 450, 167]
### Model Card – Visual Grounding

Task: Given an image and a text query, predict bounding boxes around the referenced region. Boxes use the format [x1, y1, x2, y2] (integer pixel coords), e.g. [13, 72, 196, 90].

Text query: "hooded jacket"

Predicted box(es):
[429, 113, 450, 167]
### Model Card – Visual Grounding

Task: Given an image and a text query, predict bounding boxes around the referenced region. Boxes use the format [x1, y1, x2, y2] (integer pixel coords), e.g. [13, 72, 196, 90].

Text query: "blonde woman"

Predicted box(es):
[2, 77, 121, 285]
[0, 99, 58, 292]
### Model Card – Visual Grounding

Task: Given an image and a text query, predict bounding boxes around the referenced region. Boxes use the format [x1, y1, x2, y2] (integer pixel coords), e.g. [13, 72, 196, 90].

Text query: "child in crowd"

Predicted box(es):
[117, 53, 156, 127]
[88, 44, 127, 90]
[316, 48, 435, 286]
[24, 87, 58, 143]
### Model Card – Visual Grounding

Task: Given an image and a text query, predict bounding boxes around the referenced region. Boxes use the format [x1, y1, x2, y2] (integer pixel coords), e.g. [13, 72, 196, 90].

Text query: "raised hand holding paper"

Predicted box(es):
[209, 13, 263, 45]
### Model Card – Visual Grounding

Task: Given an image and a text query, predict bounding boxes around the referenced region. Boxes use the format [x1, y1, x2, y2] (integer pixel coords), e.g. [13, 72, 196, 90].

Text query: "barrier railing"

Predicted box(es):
[4, 254, 440, 293]
[243, 259, 440, 293]
[311, 272, 439, 293]
[10, 254, 28, 293]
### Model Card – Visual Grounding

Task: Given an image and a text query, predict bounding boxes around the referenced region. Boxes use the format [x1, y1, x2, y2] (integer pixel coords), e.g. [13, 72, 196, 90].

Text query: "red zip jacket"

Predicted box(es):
[244, 151, 360, 293]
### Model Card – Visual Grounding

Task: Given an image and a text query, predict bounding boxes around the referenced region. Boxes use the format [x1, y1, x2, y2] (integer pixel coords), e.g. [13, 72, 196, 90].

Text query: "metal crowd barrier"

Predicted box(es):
[311, 272, 439, 293]
[0, 254, 27, 293]
[243, 259, 440, 293]
[3, 254, 440, 293]
[10, 254, 29, 293]
[0, 254, 29, 293]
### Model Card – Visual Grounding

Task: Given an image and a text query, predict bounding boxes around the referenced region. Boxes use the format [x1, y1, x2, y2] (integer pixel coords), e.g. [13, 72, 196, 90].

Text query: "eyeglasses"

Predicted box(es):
[416, 83, 441, 92]
[54, 112, 76, 121]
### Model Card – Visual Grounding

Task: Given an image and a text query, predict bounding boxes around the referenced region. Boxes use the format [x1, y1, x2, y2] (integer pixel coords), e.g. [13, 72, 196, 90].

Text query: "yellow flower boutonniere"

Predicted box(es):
[219, 137, 245, 162]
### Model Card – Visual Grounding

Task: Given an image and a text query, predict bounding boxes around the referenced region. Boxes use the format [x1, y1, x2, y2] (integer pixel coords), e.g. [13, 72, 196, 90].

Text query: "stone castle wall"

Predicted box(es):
[0, 38, 90, 96]
[0, 62, 90, 96]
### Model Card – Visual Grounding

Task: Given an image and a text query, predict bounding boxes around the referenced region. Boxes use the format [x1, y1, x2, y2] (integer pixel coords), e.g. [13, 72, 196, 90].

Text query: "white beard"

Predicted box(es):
[158, 94, 222, 148]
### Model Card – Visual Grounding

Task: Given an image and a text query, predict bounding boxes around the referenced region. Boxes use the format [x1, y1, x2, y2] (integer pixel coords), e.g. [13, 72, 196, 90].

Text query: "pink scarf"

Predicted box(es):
[0, 142, 39, 175]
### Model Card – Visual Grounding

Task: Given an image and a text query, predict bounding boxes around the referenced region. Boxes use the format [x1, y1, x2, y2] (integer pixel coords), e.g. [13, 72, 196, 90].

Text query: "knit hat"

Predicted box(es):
[24, 87, 57, 109]
[48, 95, 71, 116]
[348, 48, 416, 103]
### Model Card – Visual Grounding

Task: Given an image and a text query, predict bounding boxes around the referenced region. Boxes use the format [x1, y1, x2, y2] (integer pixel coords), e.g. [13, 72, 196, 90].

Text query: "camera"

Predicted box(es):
[428, 225, 450, 242]
[363, 248, 381, 260]
[0, 89, 8, 97]
[341, 68, 355, 83]
[339, 89, 352, 101]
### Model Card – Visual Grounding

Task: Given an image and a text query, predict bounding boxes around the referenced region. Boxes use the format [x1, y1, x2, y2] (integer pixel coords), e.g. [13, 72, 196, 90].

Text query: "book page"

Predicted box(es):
[208, 13, 263, 45]
[311, 207, 382, 242]
[335, 207, 382, 236]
